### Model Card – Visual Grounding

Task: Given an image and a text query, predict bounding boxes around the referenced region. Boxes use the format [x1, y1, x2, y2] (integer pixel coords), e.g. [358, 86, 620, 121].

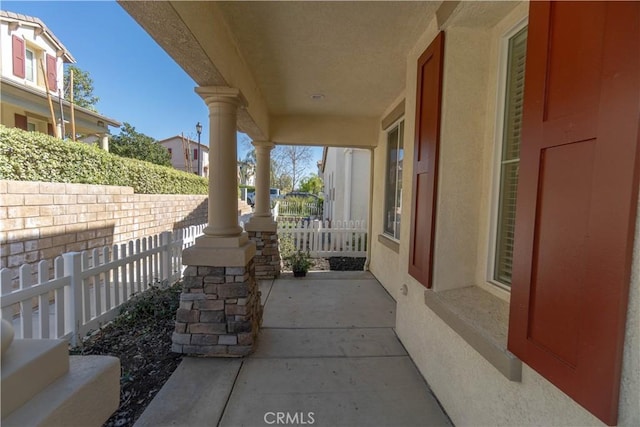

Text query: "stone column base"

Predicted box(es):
[247, 230, 281, 280]
[172, 259, 262, 357]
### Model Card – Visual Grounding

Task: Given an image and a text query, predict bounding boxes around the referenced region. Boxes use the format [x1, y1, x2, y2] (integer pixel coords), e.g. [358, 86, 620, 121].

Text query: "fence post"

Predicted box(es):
[160, 231, 172, 284]
[63, 252, 82, 347]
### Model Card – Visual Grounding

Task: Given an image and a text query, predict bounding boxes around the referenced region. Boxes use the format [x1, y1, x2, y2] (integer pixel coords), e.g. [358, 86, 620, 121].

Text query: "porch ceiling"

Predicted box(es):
[216, 1, 438, 117]
[119, 1, 440, 146]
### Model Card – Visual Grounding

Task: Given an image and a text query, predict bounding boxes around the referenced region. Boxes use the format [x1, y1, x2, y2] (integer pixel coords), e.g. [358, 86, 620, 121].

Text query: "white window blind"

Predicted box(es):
[494, 26, 527, 286]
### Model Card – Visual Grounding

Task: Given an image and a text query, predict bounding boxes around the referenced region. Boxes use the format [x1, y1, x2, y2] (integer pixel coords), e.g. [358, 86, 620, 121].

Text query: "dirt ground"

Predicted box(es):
[69, 283, 183, 427]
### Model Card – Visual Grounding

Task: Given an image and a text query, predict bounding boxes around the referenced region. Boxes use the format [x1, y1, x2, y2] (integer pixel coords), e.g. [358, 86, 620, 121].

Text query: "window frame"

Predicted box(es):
[487, 18, 528, 291]
[383, 117, 404, 241]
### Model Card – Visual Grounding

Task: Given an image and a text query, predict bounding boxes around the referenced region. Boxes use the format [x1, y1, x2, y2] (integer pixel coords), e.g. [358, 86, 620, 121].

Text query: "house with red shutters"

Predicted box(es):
[157, 134, 210, 177]
[0, 10, 119, 145]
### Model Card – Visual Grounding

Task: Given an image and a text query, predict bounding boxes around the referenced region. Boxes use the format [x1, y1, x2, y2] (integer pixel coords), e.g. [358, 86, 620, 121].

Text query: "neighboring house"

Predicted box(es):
[0, 11, 120, 145]
[123, 2, 640, 426]
[320, 147, 370, 223]
[237, 160, 255, 186]
[157, 135, 209, 177]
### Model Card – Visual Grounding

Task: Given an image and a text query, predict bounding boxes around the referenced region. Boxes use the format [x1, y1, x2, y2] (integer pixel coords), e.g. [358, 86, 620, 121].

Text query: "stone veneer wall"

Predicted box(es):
[0, 180, 207, 285]
[172, 260, 262, 356]
[248, 230, 281, 280]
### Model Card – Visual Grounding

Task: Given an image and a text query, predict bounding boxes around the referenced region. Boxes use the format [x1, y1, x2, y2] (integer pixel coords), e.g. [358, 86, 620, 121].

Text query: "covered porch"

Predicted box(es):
[118, 1, 640, 426]
[136, 271, 451, 426]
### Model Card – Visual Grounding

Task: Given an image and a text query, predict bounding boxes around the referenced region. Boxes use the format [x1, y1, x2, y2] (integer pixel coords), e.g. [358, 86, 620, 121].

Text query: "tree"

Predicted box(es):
[299, 174, 323, 195]
[64, 65, 99, 111]
[274, 145, 314, 190]
[110, 123, 172, 167]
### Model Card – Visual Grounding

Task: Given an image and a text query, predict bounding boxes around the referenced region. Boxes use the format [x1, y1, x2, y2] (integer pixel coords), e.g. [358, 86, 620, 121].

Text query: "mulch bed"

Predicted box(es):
[328, 257, 366, 271]
[69, 283, 183, 427]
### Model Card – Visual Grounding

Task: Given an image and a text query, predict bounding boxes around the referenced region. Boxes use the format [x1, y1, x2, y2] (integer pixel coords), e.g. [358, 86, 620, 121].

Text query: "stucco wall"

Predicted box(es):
[369, 1, 639, 425]
[0, 180, 207, 287]
[1, 104, 49, 134]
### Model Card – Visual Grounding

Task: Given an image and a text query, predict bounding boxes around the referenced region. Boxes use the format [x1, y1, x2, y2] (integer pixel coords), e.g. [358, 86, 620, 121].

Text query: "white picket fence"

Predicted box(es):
[278, 219, 367, 258]
[0, 223, 206, 346]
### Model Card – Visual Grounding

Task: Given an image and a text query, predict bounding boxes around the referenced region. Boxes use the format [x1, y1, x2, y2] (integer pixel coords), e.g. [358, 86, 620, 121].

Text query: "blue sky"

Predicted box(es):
[3, 0, 322, 166]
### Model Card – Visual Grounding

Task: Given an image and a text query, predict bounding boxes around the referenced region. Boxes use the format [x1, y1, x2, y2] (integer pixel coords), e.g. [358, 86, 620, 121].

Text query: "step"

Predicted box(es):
[1, 339, 69, 418]
[135, 358, 240, 427]
[2, 355, 120, 427]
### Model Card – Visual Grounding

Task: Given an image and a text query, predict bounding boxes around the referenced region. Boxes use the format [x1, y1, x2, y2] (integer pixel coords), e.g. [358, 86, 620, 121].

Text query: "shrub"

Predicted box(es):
[0, 126, 207, 194]
[279, 233, 296, 267]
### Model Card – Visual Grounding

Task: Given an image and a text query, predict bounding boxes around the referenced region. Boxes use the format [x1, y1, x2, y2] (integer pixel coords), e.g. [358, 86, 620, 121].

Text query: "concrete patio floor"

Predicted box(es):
[135, 271, 452, 427]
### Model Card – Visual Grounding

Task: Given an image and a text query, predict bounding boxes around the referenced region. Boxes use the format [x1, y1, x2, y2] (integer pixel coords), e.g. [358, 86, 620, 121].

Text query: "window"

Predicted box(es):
[493, 25, 527, 287]
[384, 119, 404, 240]
[27, 122, 36, 132]
[25, 48, 36, 82]
[193, 148, 198, 160]
[168, 148, 172, 156]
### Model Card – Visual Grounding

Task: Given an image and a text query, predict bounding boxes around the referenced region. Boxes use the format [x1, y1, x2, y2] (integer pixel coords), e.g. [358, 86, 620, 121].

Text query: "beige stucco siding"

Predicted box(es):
[369, 1, 639, 425]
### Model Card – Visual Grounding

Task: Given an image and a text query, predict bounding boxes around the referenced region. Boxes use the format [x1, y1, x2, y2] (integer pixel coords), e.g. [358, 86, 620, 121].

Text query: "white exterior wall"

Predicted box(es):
[322, 147, 341, 222]
[322, 147, 370, 222]
[348, 148, 370, 222]
[369, 1, 639, 425]
[0, 20, 63, 95]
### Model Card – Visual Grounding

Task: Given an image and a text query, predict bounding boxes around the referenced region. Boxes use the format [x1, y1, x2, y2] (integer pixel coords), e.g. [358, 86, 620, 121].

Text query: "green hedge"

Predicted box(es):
[0, 126, 208, 195]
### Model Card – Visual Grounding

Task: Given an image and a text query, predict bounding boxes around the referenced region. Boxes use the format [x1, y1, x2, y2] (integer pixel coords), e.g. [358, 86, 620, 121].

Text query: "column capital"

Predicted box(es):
[195, 86, 248, 108]
[252, 140, 275, 150]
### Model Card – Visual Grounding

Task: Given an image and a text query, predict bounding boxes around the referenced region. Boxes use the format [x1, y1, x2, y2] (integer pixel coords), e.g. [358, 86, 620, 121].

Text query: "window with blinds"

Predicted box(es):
[494, 26, 527, 287]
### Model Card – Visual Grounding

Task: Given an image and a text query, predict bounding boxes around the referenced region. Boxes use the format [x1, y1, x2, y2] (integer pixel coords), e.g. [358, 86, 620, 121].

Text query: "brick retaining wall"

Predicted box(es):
[0, 180, 207, 284]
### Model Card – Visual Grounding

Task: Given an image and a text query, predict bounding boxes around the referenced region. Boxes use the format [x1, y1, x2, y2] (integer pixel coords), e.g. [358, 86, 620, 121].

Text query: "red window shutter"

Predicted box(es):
[47, 123, 54, 136]
[193, 148, 198, 160]
[14, 114, 27, 130]
[408, 32, 444, 288]
[12, 36, 25, 78]
[508, 2, 640, 425]
[46, 54, 57, 92]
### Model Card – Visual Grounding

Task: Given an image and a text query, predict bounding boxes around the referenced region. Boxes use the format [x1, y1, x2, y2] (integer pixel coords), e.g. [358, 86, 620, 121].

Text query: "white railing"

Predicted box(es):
[278, 219, 367, 258]
[0, 223, 206, 346]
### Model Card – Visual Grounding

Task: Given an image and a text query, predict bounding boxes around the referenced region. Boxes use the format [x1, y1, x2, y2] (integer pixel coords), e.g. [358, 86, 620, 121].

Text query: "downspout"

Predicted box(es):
[364, 147, 374, 271]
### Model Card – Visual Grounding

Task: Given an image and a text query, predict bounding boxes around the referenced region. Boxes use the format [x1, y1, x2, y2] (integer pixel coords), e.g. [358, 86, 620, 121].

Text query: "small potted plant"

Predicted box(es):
[288, 250, 311, 277]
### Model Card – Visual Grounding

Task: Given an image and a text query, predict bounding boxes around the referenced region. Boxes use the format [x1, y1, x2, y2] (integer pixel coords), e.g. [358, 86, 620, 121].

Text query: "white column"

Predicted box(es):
[246, 141, 277, 232]
[200, 87, 244, 237]
[99, 133, 109, 151]
[182, 86, 255, 267]
[343, 148, 353, 222]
